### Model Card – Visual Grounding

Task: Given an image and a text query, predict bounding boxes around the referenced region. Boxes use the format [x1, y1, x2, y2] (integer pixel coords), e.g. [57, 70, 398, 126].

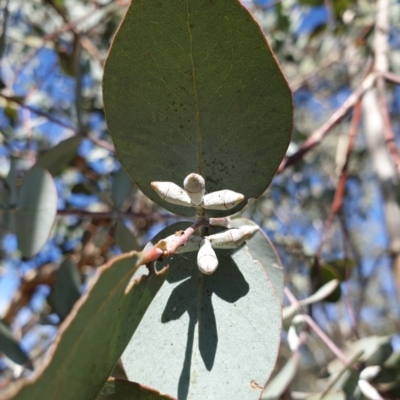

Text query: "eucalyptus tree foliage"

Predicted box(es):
[2, 0, 292, 399]
[1, 0, 400, 399]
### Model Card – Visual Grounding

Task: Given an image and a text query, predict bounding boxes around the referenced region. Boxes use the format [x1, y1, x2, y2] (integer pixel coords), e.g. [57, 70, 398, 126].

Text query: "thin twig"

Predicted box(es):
[316, 99, 362, 258]
[56, 209, 183, 221]
[278, 73, 375, 173]
[380, 70, 400, 85]
[10, 2, 114, 86]
[0, 93, 75, 130]
[140, 218, 207, 263]
[374, 0, 400, 174]
[302, 314, 350, 366]
[285, 287, 350, 366]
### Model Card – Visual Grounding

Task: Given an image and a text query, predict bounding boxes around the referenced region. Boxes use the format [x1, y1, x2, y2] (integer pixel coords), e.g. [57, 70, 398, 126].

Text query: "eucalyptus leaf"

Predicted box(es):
[35, 136, 82, 176]
[306, 391, 346, 400]
[122, 222, 282, 400]
[261, 353, 299, 400]
[115, 219, 141, 253]
[111, 167, 132, 209]
[6, 156, 17, 206]
[15, 166, 57, 258]
[103, 0, 293, 217]
[327, 336, 392, 377]
[96, 378, 177, 400]
[49, 258, 81, 321]
[5, 252, 167, 400]
[0, 321, 32, 369]
[230, 217, 284, 303]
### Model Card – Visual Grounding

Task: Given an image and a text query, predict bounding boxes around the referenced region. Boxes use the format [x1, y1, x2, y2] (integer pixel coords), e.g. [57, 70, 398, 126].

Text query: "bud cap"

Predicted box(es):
[197, 239, 219, 274]
[202, 189, 245, 210]
[151, 181, 192, 207]
[183, 173, 205, 206]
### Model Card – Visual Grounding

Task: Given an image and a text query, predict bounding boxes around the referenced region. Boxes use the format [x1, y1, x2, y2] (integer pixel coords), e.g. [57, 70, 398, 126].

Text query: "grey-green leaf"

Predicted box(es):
[0, 321, 32, 369]
[261, 354, 299, 400]
[35, 135, 82, 176]
[5, 252, 168, 400]
[306, 391, 346, 400]
[111, 167, 132, 209]
[15, 166, 57, 258]
[115, 219, 141, 253]
[96, 378, 177, 400]
[230, 217, 284, 303]
[122, 222, 282, 400]
[49, 258, 81, 321]
[103, 0, 293, 217]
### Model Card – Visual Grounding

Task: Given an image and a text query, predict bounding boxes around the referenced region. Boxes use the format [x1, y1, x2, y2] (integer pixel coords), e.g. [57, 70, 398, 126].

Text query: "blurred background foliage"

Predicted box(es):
[0, 0, 399, 398]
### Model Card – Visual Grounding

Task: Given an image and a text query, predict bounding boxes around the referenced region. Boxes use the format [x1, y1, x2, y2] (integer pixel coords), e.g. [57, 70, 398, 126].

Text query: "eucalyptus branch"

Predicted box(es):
[284, 287, 350, 366]
[56, 209, 181, 221]
[140, 218, 208, 264]
[374, 0, 400, 175]
[278, 72, 375, 173]
[316, 99, 362, 258]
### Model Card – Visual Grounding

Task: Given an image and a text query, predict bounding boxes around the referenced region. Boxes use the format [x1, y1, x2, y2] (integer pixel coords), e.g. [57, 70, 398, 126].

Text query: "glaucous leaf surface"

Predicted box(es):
[111, 167, 132, 209]
[122, 222, 282, 400]
[5, 252, 167, 400]
[115, 219, 141, 253]
[49, 258, 81, 321]
[0, 321, 32, 368]
[261, 353, 299, 400]
[96, 378, 177, 400]
[35, 136, 82, 176]
[103, 0, 293, 217]
[15, 166, 57, 258]
[230, 217, 284, 303]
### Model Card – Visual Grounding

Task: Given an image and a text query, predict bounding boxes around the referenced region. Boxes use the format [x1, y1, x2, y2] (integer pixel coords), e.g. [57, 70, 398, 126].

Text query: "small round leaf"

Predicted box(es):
[15, 166, 57, 258]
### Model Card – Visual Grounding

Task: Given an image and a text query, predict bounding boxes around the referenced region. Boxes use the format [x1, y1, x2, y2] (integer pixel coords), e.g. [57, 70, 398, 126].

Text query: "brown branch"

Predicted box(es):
[140, 218, 207, 263]
[284, 287, 351, 366]
[10, 3, 111, 86]
[380, 70, 400, 85]
[57, 209, 182, 222]
[278, 73, 375, 173]
[316, 99, 362, 258]
[0, 93, 115, 153]
[0, 93, 76, 130]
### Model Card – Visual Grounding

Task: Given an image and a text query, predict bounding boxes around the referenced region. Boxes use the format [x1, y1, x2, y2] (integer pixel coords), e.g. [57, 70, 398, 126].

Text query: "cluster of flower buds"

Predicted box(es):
[151, 173, 245, 210]
[174, 225, 258, 275]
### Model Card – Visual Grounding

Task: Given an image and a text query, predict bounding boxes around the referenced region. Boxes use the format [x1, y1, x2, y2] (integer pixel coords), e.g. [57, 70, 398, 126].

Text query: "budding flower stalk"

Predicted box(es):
[175, 235, 202, 254]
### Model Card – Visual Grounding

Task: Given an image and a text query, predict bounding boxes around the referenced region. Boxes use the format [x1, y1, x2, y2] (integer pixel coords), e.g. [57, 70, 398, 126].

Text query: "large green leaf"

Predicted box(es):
[5, 252, 168, 400]
[96, 378, 177, 400]
[122, 222, 282, 400]
[15, 166, 57, 258]
[103, 0, 293, 217]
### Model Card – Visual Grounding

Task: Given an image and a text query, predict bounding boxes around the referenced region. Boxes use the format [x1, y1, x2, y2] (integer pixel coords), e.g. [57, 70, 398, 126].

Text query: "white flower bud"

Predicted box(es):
[183, 173, 205, 206]
[197, 239, 218, 274]
[202, 190, 245, 210]
[175, 235, 202, 254]
[151, 181, 192, 207]
[206, 228, 248, 249]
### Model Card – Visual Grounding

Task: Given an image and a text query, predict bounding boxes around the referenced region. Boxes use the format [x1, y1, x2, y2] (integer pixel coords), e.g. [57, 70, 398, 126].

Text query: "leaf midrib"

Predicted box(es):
[186, 0, 203, 176]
